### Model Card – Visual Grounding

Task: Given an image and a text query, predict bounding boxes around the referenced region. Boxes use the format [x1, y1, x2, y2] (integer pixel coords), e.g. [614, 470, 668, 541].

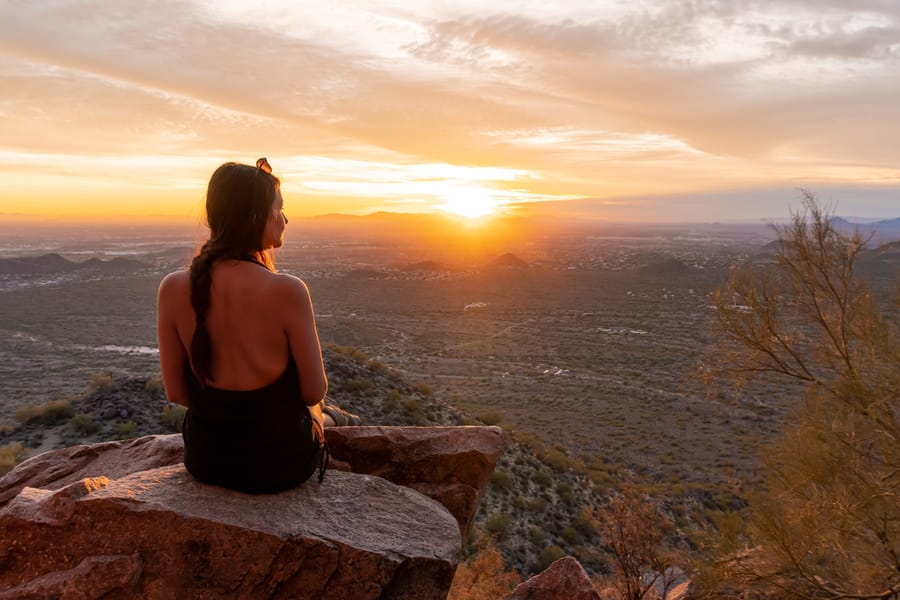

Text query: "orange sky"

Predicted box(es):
[1, 1, 898, 224]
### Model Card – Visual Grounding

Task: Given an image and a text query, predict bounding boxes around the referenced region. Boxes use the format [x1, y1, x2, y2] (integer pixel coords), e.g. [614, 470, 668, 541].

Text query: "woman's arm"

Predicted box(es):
[279, 275, 328, 406]
[156, 272, 192, 407]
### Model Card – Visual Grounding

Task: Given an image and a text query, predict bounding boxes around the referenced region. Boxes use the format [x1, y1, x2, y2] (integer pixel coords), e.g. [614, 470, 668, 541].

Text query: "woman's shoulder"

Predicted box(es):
[159, 268, 190, 292]
[269, 271, 312, 299]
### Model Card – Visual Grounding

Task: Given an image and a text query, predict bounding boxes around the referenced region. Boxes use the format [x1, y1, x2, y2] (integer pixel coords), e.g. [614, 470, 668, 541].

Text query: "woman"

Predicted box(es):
[156, 158, 353, 493]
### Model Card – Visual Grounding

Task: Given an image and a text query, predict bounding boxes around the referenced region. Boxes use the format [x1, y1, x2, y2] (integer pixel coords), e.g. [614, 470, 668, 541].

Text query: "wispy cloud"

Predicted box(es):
[0, 0, 897, 220]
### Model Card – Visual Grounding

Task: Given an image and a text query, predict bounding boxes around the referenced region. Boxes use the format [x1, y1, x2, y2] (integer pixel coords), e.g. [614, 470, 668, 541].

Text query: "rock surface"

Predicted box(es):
[324, 425, 502, 538]
[1, 466, 460, 599]
[0, 426, 504, 599]
[0, 427, 503, 541]
[500, 556, 601, 600]
[0, 434, 183, 507]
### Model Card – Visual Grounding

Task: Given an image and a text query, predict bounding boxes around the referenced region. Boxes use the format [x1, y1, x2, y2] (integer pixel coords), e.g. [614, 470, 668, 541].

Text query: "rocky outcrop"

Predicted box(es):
[0, 426, 503, 599]
[500, 556, 601, 600]
[1, 467, 459, 599]
[0, 434, 184, 507]
[325, 425, 502, 538]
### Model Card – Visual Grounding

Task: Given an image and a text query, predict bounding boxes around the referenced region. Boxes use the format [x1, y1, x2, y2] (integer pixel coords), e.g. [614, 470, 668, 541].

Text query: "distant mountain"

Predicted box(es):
[493, 252, 529, 268]
[0, 253, 72, 275]
[0, 253, 146, 276]
[831, 216, 900, 244]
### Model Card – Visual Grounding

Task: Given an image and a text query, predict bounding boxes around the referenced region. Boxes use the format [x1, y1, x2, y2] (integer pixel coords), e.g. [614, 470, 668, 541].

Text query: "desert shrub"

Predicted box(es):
[14, 400, 72, 425]
[383, 389, 402, 412]
[448, 533, 521, 599]
[0, 422, 14, 436]
[88, 372, 113, 392]
[538, 545, 566, 571]
[528, 525, 549, 545]
[478, 411, 503, 426]
[400, 397, 427, 425]
[704, 194, 900, 598]
[341, 377, 375, 394]
[413, 381, 434, 397]
[364, 358, 393, 375]
[532, 469, 551, 487]
[324, 343, 368, 363]
[117, 420, 136, 439]
[160, 405, 187, 432]
[561, 526, 579, 544]
[540, 446, 584, 473]
[71, 413, 100, 435]
[0, 442, 28, 476]
[144, 375, 164, 395]
[556, 481, 576, 505]
[593, 486, 682, 600]
[484, 512, 514, 537]
[490, 470, 514, 492]
[527, 497, 547, 513]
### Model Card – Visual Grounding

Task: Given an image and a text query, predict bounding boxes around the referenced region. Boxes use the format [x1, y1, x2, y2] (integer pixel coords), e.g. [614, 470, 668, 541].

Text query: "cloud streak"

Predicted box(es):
[0, 0, 897, 220]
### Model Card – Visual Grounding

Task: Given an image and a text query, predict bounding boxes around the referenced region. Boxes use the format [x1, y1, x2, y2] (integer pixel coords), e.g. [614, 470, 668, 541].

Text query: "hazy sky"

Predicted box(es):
[1, 0, 898, 222]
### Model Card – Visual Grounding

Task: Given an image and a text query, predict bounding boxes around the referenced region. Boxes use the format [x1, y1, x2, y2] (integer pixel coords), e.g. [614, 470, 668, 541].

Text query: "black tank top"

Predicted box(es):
[182, 356, 324, 494]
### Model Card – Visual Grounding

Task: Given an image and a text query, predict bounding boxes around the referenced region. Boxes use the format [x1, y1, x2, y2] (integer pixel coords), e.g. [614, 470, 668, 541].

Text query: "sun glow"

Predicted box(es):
[439, 188, 502, 219]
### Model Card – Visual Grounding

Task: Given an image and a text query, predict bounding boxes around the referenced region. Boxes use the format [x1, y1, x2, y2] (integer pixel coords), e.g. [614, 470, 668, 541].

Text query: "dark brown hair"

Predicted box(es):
[189, 162, 280, 382]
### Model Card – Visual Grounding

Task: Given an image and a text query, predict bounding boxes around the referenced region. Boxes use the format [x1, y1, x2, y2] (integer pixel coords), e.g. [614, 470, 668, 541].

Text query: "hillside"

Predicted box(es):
[0, 345, 607, 576]
[0, 253, 147, 275]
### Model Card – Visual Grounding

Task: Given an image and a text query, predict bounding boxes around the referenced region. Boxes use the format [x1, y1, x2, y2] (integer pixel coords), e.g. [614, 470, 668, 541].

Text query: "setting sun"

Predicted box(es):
[439, 188, 501, 219]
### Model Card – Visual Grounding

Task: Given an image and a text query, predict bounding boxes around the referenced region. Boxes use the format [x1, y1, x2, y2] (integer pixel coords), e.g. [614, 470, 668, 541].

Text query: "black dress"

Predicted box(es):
[182, 356, 325, 494]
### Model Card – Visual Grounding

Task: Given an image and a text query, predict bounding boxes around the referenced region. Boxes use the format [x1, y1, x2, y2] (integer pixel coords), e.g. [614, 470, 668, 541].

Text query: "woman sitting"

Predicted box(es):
[156, 158, 356, 494]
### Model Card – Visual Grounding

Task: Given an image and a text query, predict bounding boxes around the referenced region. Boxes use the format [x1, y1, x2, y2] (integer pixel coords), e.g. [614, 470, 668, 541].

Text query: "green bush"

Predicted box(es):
[384, 389, 402, 412]
[400, 397, 427, 425]
[484, 512, 514, 537]
[14, 400, 73, 425]
[528, 497, 548, 513]
[528, 525, 549, 545]
[561, 526, 579, 544]
[160, 405, 187, 432]
[71, 413, 100, 435]
[117, 420, 137, 439]
[538, 545, 566, 570]
[557, 481, 576, 505]
[0, 442, 28, 476]
[490, 470, 514, 492]
[532, 469, 552, 488]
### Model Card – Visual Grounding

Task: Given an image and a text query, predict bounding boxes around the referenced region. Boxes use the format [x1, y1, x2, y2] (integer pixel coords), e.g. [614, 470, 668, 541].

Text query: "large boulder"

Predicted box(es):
[324, 426, 502, 539]
[0, 465, 460, 599]
[0, 434, 184, 507]
[500, 556, 601, 600]
[0, 427, 504, 540]
[0, 426, 504, 599]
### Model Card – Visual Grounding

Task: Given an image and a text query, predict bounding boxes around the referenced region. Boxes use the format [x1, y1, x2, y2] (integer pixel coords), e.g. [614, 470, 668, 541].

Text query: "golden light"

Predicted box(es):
[439, 187, 501, 219]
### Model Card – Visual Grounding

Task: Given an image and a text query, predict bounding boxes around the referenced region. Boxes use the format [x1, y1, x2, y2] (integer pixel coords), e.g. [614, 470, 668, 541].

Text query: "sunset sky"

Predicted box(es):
[1, 0, 898, 223]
